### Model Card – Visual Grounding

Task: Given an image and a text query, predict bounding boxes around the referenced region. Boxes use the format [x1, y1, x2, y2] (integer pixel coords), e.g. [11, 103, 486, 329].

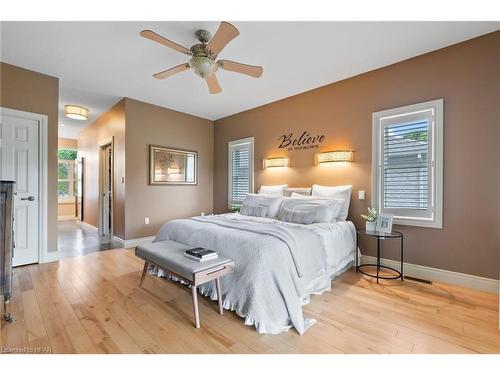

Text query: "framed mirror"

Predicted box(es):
[149, 145, 197, 185]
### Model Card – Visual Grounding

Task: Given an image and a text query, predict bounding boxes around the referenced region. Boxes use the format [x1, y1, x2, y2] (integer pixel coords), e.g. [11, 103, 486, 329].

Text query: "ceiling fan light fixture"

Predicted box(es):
[189, 56, 217, 78]
[64, 105, 89, 120]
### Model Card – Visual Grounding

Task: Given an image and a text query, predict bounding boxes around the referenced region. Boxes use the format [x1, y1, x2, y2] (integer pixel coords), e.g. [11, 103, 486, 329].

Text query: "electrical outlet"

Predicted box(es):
[144, 217, 150, 225]
[358, 190, 365, 200]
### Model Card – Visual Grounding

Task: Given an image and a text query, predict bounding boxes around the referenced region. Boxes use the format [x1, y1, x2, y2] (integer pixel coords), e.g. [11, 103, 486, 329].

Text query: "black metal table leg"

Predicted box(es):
[400, 235, 404, 280]
[376, 237, 380, 284]
[355, 231, 358, 272]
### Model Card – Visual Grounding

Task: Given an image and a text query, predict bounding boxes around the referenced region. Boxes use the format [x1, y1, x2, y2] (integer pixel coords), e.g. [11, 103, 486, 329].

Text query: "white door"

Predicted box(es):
[0, 112, 39, 266]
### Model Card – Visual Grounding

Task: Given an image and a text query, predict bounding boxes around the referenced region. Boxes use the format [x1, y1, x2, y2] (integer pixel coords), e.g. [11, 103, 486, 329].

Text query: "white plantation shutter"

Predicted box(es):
[383, 120, 430, 210]
[228, 137, 254, 207]
[372, 100, 443, 228]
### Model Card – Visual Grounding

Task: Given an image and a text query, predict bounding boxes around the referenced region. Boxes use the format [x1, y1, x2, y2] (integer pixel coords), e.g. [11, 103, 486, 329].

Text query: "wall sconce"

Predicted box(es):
[64, 105, 89, 120]
[316, 150, 354, 164]
[263, 157, 289, 169]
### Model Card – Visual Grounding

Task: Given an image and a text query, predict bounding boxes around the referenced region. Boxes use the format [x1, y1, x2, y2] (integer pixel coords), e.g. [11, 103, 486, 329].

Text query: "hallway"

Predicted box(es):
[57, 220, 122, 259]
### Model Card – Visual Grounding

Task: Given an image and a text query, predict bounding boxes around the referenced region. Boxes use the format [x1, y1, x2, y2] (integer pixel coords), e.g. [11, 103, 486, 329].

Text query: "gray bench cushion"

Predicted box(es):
[136, 240, 233, 282]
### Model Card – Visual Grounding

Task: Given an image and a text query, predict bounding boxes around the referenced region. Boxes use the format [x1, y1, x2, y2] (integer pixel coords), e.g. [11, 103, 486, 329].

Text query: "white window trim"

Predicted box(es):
[58, 158, 76, 202]
[228, 137, 254, 209]
[372, 99, 443, 228]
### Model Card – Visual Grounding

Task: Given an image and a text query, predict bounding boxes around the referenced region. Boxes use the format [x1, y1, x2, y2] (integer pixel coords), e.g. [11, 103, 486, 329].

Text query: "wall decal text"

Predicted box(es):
[278, 131, 326, 151]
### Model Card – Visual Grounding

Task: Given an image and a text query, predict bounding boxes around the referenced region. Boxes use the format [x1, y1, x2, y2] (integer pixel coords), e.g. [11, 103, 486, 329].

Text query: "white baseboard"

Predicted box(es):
[78, 221, 98, 233]
[361, 255, 499, 294]
[40, 251, 59, 264]
[113, 235, 156, 249]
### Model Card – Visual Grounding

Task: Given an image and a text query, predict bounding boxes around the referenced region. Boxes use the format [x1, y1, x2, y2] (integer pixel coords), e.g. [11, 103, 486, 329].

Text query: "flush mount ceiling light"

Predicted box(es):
[316, 150, 354, 164]
[64, 105, 89, 120]
[263, 157, 289, 169]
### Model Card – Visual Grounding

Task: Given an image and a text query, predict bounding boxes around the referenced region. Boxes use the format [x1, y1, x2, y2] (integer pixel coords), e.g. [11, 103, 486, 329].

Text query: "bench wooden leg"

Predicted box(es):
[215, 277, 223, 315]
[191, 285, 200, 328]
[139, 261, 149, 287]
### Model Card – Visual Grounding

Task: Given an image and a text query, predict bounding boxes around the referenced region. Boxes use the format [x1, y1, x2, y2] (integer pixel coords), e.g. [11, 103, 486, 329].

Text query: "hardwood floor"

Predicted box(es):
[1, 248, 499, 354]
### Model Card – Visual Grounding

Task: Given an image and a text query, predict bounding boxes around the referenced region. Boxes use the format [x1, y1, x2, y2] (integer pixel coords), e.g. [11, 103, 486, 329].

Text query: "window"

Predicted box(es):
[228, 137, 254, 208]
[372, 99, 443, 228]
[58, 149, 78, 202]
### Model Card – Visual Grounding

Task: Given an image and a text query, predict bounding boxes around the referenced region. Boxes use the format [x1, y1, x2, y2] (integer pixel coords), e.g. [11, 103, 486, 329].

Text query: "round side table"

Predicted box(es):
[355, 229, 404, 284]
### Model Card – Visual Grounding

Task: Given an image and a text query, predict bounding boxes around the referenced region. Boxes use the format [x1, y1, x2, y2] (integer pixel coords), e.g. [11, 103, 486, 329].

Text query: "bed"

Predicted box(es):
[153, 212, 356, 335]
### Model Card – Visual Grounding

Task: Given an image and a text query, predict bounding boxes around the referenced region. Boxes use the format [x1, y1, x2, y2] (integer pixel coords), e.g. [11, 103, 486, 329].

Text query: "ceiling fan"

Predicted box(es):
[140, 22, 263, 94]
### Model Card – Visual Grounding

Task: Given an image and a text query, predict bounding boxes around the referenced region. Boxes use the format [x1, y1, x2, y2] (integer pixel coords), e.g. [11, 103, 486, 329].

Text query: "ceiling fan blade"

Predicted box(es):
[205, 74, 222, 94]
[140, 30, 192, 55]
[217, 60, 263, 78]
[206, 22, 239, 55]
[153, 63, 190, 79]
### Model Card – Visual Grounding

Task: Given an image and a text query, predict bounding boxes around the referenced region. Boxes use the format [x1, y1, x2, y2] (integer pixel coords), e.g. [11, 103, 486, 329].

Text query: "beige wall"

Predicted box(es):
[124, 98, 214, 240]
[214, 31, 500, 279]
[0, 62, 59, 253]
[58, 137, 78, 149]
[58, 202, 76, 218]
[78, 99, 126, 239]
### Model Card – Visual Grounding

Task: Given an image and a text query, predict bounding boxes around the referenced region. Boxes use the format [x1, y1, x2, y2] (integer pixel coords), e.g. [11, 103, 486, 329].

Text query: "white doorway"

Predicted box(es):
[0, 107, 48, 266]
[98, 138, 113, 238]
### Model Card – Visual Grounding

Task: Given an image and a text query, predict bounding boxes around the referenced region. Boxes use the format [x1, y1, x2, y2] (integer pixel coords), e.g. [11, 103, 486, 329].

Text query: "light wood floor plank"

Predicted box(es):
[0, 248, 498, 354]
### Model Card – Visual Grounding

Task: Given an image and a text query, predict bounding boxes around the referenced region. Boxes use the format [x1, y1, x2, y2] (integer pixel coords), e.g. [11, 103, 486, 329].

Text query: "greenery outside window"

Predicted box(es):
[58, 149, 78, 203]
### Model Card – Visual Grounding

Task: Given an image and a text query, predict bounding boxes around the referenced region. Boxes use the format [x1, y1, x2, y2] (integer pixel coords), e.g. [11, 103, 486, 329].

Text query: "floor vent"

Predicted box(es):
[405, 276, 432, 285]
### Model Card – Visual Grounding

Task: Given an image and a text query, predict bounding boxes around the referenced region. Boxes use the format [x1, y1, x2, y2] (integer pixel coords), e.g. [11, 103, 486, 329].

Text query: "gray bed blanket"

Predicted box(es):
[153, 214, 354, 334]
[190, 216, 326, 278]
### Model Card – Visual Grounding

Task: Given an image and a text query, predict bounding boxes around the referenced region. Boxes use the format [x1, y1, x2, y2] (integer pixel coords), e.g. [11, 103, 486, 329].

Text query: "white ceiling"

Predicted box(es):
[1, 21, 498, 139]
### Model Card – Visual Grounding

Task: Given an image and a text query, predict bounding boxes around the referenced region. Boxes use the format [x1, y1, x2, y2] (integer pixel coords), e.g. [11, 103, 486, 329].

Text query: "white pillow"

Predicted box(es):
[278, 197, 342, 224]
[280, 208, 322, 225]
[289, 193, 345, 221]
[240, 204, 268, 218]
[311, 184, 352, 221]
[258, 184, 288, 196]
[241, 193, 282, 218]
[283, 187, 312, 197]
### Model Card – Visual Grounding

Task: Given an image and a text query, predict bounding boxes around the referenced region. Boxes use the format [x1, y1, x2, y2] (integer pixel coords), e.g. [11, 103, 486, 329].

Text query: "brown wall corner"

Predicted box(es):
[0, 62, 59, 253]
[78, 99, 126, 239]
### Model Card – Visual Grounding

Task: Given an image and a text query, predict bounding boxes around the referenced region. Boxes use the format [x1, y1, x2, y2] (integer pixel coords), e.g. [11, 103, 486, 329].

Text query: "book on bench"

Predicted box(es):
[184, 247, 218, 262]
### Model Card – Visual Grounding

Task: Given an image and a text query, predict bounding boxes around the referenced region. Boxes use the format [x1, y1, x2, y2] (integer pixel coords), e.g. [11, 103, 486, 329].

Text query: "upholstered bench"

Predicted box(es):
[135, 240, 234, 328]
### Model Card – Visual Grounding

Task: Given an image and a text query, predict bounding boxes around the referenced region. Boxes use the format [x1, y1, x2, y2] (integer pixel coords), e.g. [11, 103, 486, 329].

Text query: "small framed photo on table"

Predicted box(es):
[376, 214, 394, 233]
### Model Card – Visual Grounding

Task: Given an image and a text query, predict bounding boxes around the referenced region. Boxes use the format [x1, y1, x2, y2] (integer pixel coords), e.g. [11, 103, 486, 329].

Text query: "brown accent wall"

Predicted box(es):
[214, 31, 500, 279]
[124, 98, 214, 240]
[78, 99, 126, 239]
[0, 62, 59, 253]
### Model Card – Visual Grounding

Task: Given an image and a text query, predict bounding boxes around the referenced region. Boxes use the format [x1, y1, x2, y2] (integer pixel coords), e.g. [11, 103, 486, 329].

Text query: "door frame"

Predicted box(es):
[98, 137, 114, 237]
[0, 107, 49, 263]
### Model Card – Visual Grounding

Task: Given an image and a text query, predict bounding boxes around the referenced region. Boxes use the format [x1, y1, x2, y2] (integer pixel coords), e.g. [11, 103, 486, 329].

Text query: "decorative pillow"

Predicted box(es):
[311, 184, 352, 221]
[258, 184, 288, 196]
[278, 197, 342, 224]
[283, 187, 312, 197]
[290, 192, 345, 221]
[241, 193, 283, 218]
[240, 204, 268, 218]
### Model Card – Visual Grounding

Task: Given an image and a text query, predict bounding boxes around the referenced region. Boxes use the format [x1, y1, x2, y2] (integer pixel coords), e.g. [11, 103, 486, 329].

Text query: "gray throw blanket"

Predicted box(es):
[154, 214, 355, 334]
